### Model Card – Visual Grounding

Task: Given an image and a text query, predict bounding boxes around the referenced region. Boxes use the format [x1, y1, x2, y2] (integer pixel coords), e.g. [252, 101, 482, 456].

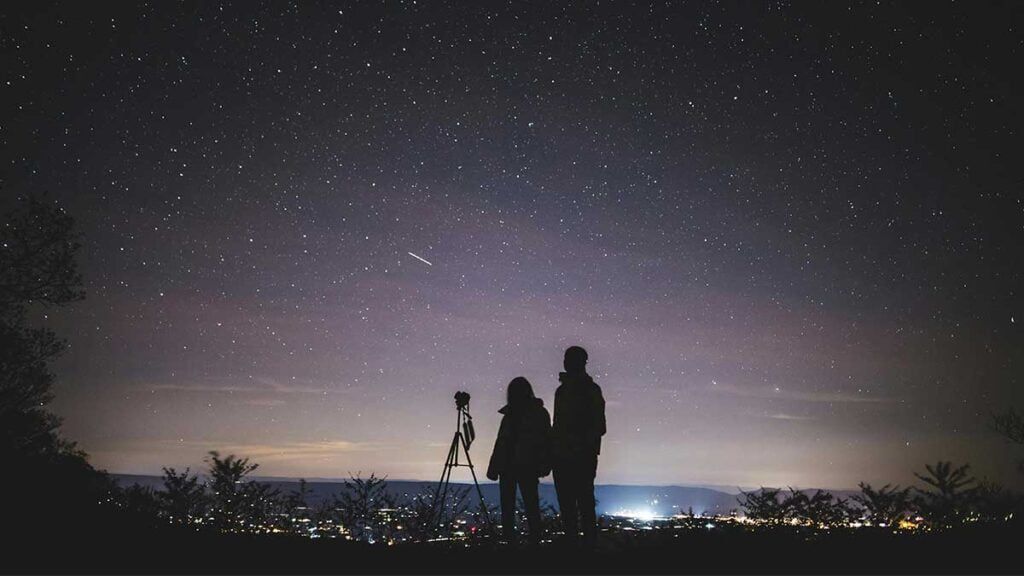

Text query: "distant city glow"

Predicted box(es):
[613, 508, 660, 521]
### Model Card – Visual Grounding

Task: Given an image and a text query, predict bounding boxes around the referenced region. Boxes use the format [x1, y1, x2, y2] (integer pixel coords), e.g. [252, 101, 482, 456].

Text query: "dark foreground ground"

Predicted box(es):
[6, 522, 1023, 575]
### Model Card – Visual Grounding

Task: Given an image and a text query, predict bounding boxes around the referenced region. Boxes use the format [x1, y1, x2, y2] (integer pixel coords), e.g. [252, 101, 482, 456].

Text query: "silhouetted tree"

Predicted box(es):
[286, 478, 311, 509]
[312, 496, 344, 538]
[158, 467, 207, 527]
[118, 483, 162, 518]
[240, 477, 283, 533]
[785, 488, 856, 527]
[284, 478, 314, 535]
[0, 197, 113, 539]
[972, 479, 1018, 524]
[0, 196, 86, 460]
[853, 482, 911, 527]
[402, 488, 439, 542]
[738, 487, 787, 525]
[993, 408, 1024, 476]
[779, 488, 808, 525]
[913, 461, 977, 528]
[334, 473, 397, 543]
[464, 490, 500, 544]
[0, 196, 84, 308]
[402, 485, 472, 542]
[740, 487, 855, 528]
[992, 408, 1024, 446]
[205, 451, 280, 533]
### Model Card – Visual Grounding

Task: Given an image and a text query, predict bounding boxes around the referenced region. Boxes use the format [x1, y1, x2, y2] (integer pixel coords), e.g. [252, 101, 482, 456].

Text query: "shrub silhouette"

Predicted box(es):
[740, 487, 858, 527]
[283, 478, 314, 535]
[972, 479, 1024, 525]
[333, 473, 397, 543]
[992, 408, 1024, 446]
[116, 483, 162, 525]
[992, 408, 1024, 476]
[853, 483, 911, 527]
[404, 485, 470, 542]
[785, 488, 856, 527]
[738, 487, 787, 525]
[205, 451, 281, 533]
[159, 467, 208, 527]
[913, 461, 977, 529]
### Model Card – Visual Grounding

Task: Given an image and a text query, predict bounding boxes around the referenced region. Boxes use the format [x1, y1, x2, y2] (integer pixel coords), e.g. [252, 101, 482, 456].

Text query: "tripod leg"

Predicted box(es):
[440, 435, 461, 498]
[460, 433, 496, 536]
[428, 433, 460, 533]
[433, 409, 462, 506]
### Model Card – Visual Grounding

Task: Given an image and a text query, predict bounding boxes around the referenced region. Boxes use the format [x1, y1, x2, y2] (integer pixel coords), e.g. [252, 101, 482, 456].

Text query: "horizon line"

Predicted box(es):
[108, 472, 873, 493]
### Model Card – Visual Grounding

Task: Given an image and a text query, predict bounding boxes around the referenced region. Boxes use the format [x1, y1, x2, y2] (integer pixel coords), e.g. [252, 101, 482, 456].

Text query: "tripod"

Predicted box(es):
[428, 394, 494, 537]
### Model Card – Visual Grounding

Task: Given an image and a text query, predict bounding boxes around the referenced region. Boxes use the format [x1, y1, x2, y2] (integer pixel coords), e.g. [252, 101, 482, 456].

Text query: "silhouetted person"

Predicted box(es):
[552, 346, 606, 547]
[486, 377, 552, 545]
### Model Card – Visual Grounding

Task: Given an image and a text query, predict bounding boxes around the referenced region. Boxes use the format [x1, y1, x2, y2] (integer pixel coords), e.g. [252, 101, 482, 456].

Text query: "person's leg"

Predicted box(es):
[579, 455, 599, 545]
[518, 476, 541, 545]
[499, 475, 517, 542]
[553, 467, 579, 543]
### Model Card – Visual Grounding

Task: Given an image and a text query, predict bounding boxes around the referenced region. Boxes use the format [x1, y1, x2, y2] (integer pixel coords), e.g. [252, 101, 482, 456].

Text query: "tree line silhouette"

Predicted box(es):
[114, 454, 417, 542]
[738, 461, 1020, 530]
[110, 448, 565, 544]
[105, 450, 1022, 542]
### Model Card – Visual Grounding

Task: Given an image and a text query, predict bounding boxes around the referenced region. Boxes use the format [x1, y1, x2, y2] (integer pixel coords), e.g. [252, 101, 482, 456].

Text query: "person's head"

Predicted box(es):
[506, 377, 535, 409]
[563, 345, 589, 374]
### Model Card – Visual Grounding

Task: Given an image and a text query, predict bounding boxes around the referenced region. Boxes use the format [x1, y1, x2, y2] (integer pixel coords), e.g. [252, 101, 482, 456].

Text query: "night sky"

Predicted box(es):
[4, 2, 1022, 490]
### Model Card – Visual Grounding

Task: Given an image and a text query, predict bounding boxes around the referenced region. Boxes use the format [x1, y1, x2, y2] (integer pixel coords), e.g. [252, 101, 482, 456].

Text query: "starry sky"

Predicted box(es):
[3, 1, 1022, 490]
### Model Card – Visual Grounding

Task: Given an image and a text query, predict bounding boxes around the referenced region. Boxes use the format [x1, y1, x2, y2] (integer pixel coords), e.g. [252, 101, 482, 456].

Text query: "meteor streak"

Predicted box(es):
[407, 252, 433, 266]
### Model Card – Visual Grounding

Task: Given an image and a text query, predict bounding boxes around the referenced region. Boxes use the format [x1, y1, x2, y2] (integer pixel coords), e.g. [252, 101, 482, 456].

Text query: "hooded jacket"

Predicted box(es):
[552, 372, 606, 460]
[486, 397, 552, 480]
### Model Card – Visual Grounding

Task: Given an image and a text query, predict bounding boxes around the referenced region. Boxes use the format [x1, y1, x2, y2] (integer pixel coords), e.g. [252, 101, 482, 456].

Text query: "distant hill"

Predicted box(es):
[112, 474, 758, 516]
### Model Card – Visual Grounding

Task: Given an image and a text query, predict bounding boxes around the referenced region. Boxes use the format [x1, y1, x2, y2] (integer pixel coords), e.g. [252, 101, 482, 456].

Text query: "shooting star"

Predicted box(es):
[407, 252, 433, 266]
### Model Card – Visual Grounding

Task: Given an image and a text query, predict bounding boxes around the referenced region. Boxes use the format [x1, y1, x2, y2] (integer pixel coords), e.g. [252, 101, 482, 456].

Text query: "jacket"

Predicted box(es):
[551, 372, 606, 460]
[486, 398, 552, 480]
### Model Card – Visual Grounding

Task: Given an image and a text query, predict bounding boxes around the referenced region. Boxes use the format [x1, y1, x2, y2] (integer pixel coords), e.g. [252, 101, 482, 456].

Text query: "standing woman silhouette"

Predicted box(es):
[486, 377, 552, 545]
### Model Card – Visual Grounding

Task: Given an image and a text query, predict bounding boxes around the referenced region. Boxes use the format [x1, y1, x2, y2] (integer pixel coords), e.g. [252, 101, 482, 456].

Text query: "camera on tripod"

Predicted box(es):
[453, 391, 475, 446]
[427, 390, 493, 535]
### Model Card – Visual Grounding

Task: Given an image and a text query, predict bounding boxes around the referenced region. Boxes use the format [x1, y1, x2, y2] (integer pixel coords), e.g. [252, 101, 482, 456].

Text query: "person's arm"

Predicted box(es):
[487, 416, 507, 480]
[551, 386, 563, 437]
[550, 386, 565, 458]
[539, 407, 553, 477]
[535, 406, 553, 449]
[594, 386, 606, 437]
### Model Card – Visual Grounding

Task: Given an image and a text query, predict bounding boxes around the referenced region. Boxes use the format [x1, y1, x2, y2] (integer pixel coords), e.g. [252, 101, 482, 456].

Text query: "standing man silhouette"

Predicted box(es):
[552, 345, 606, 547]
